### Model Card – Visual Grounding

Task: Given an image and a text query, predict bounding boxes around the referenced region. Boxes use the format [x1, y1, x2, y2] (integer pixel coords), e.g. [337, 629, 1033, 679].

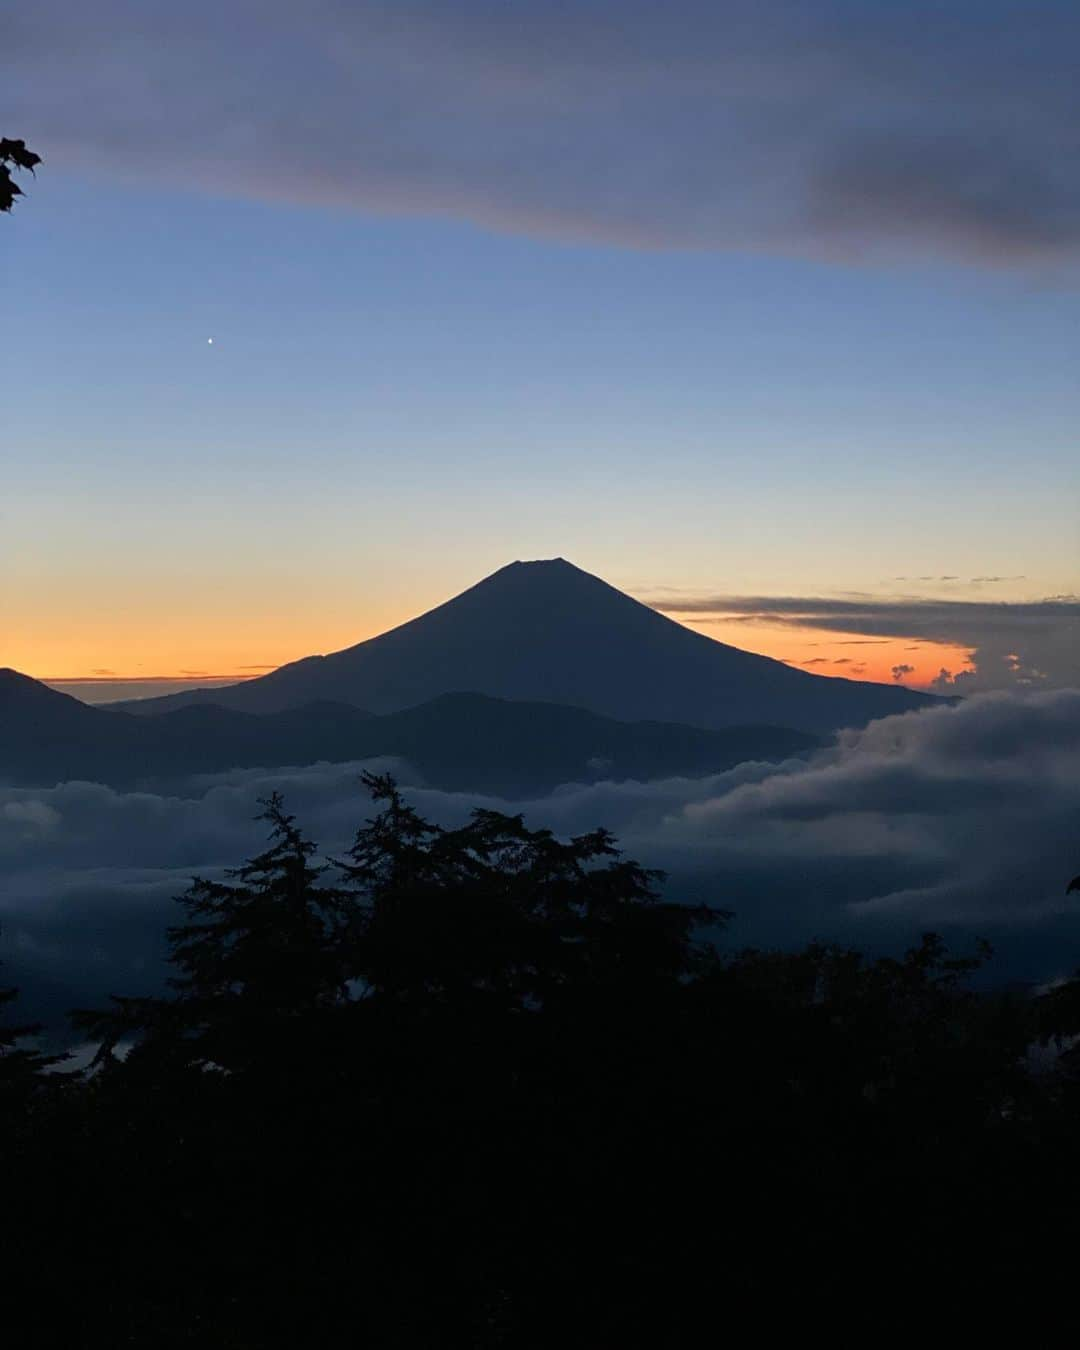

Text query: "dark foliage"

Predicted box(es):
[5, 779, 1080, 1343]
[0, 138, 41, 212]
[75, 793, 359, 1081]
[0, 969, 66, 1109]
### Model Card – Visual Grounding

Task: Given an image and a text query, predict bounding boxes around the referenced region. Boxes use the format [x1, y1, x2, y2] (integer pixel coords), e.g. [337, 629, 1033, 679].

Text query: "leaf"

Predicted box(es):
[0, 138, 42, 173]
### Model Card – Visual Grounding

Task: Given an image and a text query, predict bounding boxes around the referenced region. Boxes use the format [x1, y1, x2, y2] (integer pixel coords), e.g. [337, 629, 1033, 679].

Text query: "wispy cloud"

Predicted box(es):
[650, 594, 1080, 692]
[43, 675, 260, 706]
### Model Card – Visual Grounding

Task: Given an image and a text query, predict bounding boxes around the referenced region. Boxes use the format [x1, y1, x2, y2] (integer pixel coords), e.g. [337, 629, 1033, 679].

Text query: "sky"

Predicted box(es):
[3, 0, 1078, 698]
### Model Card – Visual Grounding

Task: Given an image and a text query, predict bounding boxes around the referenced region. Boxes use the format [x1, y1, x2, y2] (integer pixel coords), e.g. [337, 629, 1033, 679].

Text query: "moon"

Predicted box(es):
[207, 337, 214, 345]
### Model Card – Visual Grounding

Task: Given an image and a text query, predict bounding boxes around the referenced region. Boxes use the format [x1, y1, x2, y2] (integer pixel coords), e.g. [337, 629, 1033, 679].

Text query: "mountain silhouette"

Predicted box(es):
[110, 559, 935, 732]
[0, 670, 817, 796]
[0, 667, 132, 751]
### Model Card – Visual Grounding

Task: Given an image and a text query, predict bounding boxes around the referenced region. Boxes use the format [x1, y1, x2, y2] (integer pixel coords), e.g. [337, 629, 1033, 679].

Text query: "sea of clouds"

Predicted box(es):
[3, 689, 1079, 1020]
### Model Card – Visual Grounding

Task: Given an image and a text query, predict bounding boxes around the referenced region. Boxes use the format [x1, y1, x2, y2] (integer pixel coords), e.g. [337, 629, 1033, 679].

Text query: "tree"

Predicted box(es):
[339, 770, 725, 1011]
[0, 942, 66, 1108]
[24, 780, 1080, 1343]
[1, 139, 41, 213]
[79, 774, 726, 1072]
[75, 792, 358, 1078]
[59, 778, 730, 1344]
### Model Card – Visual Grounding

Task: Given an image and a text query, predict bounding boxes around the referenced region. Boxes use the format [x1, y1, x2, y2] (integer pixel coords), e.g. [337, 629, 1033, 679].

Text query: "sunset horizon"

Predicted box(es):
[25, 555, 991, 702]
[4, 4, 1079, 1337]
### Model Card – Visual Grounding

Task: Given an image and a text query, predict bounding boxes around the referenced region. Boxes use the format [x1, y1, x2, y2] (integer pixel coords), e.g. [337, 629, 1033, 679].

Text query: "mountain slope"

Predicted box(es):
[0, 669, 144, 782]
[0, 673, 818, 795]
[110, 559, 935, 733]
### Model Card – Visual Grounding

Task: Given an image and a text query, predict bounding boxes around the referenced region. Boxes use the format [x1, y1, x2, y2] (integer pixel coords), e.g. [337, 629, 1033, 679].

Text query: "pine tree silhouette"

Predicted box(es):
[11, 779, 1080, 1343]
[75, 793, 356, 1077]
[0, 932, 67, 1108]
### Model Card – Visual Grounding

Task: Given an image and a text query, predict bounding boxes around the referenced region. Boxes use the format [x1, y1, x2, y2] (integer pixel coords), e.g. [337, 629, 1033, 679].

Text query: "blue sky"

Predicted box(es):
[2, 1, 1078, 692]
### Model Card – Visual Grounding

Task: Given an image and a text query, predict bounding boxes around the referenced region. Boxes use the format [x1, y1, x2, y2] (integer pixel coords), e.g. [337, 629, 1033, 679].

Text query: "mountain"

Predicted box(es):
[1, 667, 95, 724]
[0, 671, 818, 796]
[0, 669, 140, 780]
[110, 559, 936, 733]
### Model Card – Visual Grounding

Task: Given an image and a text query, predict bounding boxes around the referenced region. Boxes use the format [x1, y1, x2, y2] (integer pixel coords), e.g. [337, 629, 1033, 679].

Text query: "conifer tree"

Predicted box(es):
[0, 947, 65, 1106]
[339, 771, 725, 1010]
[76, 794, 358, 1076]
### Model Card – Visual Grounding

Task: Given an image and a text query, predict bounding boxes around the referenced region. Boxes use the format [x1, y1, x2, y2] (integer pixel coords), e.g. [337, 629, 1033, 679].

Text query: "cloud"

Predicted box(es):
[4, 1, 1080, 265]
[892, 664, 916, 681]
[45, 676, 250, 706]
[2, 692, 1079, 1019]
[809, 132, 1080, 262]
[651, 594, 1080, 692]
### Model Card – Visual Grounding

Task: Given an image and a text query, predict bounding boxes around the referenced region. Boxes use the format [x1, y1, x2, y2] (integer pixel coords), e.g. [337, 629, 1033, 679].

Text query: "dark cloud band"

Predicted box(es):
[649, 594, 1080, 692]
[5, 1, 1080, 265]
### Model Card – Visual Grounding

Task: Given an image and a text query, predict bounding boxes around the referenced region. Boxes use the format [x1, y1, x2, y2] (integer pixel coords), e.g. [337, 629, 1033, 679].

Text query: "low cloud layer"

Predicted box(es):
[5, 1, 1080, 265]
[2, 691, 1078, 1020]
[652, 595, 1080, 693]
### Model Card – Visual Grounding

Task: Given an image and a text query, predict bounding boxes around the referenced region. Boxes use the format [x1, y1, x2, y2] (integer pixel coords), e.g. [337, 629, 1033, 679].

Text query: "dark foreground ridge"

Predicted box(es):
[4, 777, 1080, 1342]
[108, 558, 936, 733]
[1, 668, 817, 795]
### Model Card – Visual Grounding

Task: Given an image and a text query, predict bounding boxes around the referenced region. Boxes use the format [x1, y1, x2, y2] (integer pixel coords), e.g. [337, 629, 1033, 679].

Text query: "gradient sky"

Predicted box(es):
[3, 1, 1078, 699]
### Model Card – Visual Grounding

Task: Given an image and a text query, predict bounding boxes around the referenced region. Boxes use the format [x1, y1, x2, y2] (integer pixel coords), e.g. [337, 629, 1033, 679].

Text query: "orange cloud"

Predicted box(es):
[682, 618, 972, 689]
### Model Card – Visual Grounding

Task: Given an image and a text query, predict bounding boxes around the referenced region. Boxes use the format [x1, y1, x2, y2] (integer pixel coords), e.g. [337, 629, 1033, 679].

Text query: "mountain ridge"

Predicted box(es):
[0, 672, 819, 797]
[105, 558, 936, 733]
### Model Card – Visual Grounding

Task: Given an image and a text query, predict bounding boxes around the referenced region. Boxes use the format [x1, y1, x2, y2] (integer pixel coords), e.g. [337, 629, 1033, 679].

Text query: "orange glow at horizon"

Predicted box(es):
[680, 617, 973, 689]
[15, 608, 973, 697]
[8, 604, 404, 687]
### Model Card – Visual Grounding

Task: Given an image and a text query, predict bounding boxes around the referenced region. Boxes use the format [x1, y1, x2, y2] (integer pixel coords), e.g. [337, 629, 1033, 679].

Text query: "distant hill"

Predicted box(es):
[109, 558, 937, 733]
[0, 670, 819, 796]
